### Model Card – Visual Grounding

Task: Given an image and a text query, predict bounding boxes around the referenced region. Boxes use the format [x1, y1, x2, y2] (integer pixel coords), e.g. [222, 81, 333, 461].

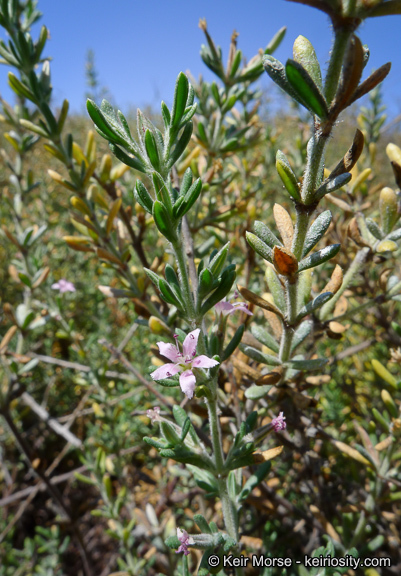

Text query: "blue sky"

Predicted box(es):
[1, 0, 401, 117]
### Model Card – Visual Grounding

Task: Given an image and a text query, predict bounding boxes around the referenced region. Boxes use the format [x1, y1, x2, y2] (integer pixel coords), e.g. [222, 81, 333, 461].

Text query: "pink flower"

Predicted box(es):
[51, 279, 76, 293]
[147, 406, 161, 424]
[271, 412, 286, 432]
[150, 329, 219, 400]
[176, 528, 194, 556]
[215, 291, 252, 317]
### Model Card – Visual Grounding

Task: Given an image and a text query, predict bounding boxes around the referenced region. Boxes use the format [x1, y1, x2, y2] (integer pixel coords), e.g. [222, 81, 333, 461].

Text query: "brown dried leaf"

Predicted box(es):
[333, 440, 372, 467]
[272, 246, 298, 278]
[256, 366, 284, 386]
[375, 436, 393, 452]
[391, 161, 401, 189]
[329, 129, 365, 179]
[354, 422, 379, 465]
[322, 264, 343, 295]
[263, 309, 283, 340]
[237, 285, 284, 318]
[325, 193, 354, 212]
[333, 296, 348, 317]
[253, 445, 283, 463]
[0, 325, 18, 352]
[31, 266, 50, 289]
[309, 505, 341, 542]
[328, 321, 347, 334]
[273, 204, 294, 250]
[332, 35, 364, 114]
[8, 265, 20, 283]
[232, 356, 261, 381]
[347, 217, 370, 247]
[305, 374, 331, 385]
[379, 268, 392, 292]
[349, 62, 391, 105]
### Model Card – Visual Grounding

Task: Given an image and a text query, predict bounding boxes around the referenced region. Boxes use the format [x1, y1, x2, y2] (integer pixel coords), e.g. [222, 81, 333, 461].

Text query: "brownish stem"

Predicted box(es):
[0, 407, 93, 576]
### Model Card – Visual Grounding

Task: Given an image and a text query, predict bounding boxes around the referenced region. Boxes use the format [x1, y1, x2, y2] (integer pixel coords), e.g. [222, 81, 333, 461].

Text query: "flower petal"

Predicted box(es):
[192, 355, 219, 369]
[179, 370, 196, 399]
[150, 363, 181, 380]
[157, 341, 181, 362]
[215, 301, 234, 316]
[232, 302, 253, 316]
[183, 328, 200, 358]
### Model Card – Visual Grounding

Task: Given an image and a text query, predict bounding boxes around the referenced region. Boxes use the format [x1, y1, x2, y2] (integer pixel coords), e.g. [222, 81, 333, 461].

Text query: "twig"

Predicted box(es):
[98, 338, 174, 410]
[331, 338, 376, 362]
[0, 407, 93, 576]
[20, 392, 82, 447]
[182, 216, 198, 293]
[0, 446, 140, 508]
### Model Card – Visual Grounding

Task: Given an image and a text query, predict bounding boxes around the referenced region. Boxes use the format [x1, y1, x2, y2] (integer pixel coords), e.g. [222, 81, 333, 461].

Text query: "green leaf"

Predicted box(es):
[298, 244, 341, 272]
[262, 55, 306, 107]
[193, 514, 212, 535]
[291, 320, 313, 352]
[239, 462, 271, 501]
[246, 232, 272, 263]
[253, 221, 281, 249]
[240, 345, 280, 366]
[366, 218, 384, 240]
[265, 266, 286, 311]
[168, 122, 193, 169]
[145, 129, 161, 171]
[293, 35, 322, 89]
[152, 172, 172, 211]
[198, 268, 214, 298]
[265, 26, 287, 55]
[134, 180, 153, 213]
[87, 99, 126, 148]
[171, 72, 189, 128]
[165, 535, 181, 550]
[251, 325, 280, 353]
[159, 278, 184, 310]
[245, 384, 271, 401]
[209, 242, 230, 277]
[276, 150, 301, 201]
[144, 267, 161, 288]
[302, 211, 333, 257]
[222, 325, 245, 360]
[314, 172, 352, 201]
[173, 176, 202, 219]
[285, 59, 328, 118]
[297, 292, 333, 320]
[160, 421, 182, 446]
[8, 72, 36, 102]
[152, 200, 177, 242]
[172, 407, 199, 446]
[200, 269, 236, 315]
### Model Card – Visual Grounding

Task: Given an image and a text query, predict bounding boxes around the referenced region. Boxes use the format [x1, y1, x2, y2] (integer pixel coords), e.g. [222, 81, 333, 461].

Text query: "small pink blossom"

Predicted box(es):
[150, 329, 219, 400]
[176, 528, 194, 556]
[147, 406, 161, 424]
[215, 291, 252, 317]
[271, 412, 286, 432]
[51, 279, 76, 293]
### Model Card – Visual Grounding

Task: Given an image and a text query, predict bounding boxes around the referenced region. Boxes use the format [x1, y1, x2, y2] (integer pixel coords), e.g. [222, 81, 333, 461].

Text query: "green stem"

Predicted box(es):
[207, 390, 239, 543]
[206, 394, 225, 473]
[279, 324, 294, 363]
[292, 209, 312, 260]
[172, 238, 196, 322]
[324, 27, 353, 105]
